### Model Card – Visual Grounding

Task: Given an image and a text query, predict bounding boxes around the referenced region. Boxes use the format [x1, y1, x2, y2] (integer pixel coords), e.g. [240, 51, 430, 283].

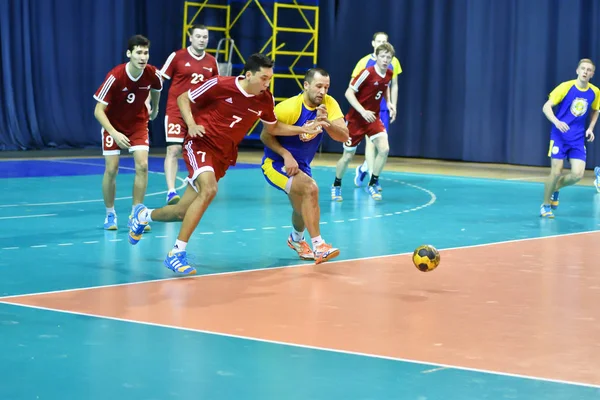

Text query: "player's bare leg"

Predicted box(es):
[164, 144, 182, 204]
[541, 158, 564, 218]
[131, 149, 151, 231]
[364, 137, 377, 175]
[355, 138, 374, 188]
[367, 134, 389, 200]
[332, 148, 356, 201]
[285, 194, 314, 260]
[555, 159, 585, 191]
[102, 154, 119, 230]
[289, 172, 339, 264]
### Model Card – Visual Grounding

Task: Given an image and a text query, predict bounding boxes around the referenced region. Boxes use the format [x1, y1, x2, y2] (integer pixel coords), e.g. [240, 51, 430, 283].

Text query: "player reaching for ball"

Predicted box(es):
[260, 67, 349, 264]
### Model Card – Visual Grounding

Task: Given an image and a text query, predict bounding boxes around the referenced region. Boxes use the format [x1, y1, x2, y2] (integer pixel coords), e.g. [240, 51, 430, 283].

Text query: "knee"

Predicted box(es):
[573, 169, 585, 181]
[104, 165, 119, 179]
[342, 151, 355, 163]
[304, 180, 319, 198]
[135, 161, 148, 175]
[200, 182, 218, 201]
[167, 145, 181, 158]
[378, 144, 390, 157]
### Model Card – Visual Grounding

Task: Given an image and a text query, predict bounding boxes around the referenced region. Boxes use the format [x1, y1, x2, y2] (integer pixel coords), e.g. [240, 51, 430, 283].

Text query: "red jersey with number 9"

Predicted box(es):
[186, 75, 277, 164]
[93, 63, 163, 134]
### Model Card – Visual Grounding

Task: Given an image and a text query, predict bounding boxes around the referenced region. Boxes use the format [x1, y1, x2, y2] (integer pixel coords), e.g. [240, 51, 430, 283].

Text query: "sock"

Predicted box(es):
[106, 207, 115, 215]
[311, 235, 324, 250]
[291, 229, 304, 242]
[333, 178, 342, 187]
[369, 174, 379, 186]
[173, 240, 187, 252]
[139, 209, 154, 223]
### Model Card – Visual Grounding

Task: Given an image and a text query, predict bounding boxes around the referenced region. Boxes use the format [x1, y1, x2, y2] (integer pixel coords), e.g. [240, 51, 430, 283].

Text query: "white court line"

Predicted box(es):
[1, 301, 598, 389]
[0, 159, 187, 208]
[0, 213, 57, 220]
[1, 229, 598, 301]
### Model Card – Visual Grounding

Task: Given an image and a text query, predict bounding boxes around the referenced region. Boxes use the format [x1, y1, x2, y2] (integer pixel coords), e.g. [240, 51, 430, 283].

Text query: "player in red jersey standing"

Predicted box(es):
[93, 34, 163, 230]
[160, 24, 219, 205]
[331, 43, 396, 201]
[127, 53, 326, 275]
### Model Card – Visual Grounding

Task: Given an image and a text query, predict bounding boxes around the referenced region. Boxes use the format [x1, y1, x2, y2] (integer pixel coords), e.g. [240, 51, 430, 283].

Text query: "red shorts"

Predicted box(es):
[344, 118, 386, 149]
[101, 128, 149, 156]
[182, 139, 229, 188]
[164, 112, 187, 144]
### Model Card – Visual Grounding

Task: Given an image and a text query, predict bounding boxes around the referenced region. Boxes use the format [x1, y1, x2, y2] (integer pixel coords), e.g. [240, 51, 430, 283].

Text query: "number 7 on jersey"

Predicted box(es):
[230, 115, 242, 128]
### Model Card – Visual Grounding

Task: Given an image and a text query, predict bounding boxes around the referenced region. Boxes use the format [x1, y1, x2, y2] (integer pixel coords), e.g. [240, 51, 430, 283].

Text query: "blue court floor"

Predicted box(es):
[1, 155, 599, 399]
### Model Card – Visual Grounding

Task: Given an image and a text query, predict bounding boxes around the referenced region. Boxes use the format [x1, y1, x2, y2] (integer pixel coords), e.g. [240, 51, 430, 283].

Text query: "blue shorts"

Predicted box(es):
[380, 110, 390, 131]
[261, 156, 312, 193]
[548, 136, 586, 161]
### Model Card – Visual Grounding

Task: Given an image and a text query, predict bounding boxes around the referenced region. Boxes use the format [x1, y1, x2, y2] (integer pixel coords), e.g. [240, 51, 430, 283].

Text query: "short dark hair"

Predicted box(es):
[304, 68, 329, 83]
[189, 24, 208, 36]
[243, 53, 274, 74]
[127, 35, 150, 52]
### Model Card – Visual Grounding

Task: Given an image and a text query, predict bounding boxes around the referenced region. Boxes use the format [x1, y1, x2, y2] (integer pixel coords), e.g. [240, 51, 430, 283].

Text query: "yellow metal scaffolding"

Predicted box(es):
[182, 0, 319, 103]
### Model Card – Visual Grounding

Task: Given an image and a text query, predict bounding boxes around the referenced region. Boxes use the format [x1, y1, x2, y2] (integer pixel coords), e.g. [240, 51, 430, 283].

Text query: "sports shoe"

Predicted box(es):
[540, 204, 554, 218]
[287, 235, 314, 260]
[164, 250, 196, 275]
[331, 185, 343, 201]
[354, 165, 368, 187]
[550, 191, 559, 210]
[128, 204, 149, 245]
[314, 242, 340, 264]
[128, 213, 151, 232]
[104, 212, 117, 230]
[595, 167, 600, 193]
[367, 185, 382, 200]
[166, 191, 180, 205]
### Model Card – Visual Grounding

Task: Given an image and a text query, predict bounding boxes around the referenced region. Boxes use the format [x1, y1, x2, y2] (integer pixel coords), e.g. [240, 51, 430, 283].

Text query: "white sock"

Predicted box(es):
[139, 209, 154, 223]
[173, 240, 187, 252]
[106, 207, 115, 215]
[311, 235, 324, 250]
[291, 228, 304, 242]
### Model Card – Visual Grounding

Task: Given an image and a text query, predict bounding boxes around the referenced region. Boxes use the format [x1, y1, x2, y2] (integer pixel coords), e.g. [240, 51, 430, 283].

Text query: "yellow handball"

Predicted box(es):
[412, 245, 441, 272]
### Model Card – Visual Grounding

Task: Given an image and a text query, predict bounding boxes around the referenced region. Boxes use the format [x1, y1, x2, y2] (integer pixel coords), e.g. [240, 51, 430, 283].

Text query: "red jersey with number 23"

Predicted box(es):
[187, 76, 277, 164]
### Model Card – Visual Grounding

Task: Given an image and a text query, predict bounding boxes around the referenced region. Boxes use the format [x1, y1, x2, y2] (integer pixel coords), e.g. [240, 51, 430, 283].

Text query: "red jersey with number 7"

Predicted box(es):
[345, 66, 392, 123]
[186, 75, 277, 164]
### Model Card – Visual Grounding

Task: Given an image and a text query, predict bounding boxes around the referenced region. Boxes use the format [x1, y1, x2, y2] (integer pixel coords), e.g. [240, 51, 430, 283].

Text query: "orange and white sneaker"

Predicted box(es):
[287, 235, 315, 260]
[314, 242, 340, 264]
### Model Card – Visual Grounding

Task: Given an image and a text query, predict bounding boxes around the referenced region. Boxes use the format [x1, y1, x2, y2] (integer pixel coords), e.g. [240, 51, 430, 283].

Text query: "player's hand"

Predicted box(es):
[299, 120, 325, 142]
[316, 105, 328, 122]
[554, 120, 570, 133]
[149, 108, 159, 121]
[111, 131, 130, 149]
[188, 124, 205, 138]
[586, 129, 595, 142]
[360, 110, 377, 123]
[388, 103, 397, 123]
[283, 154, 299, 176]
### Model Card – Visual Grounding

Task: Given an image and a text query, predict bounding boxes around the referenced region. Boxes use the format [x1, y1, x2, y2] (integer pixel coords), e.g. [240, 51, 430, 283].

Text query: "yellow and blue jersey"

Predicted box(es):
[351, 54, 402, 111]
[263, 93, 344, 168]
[549, 80, 600, 142]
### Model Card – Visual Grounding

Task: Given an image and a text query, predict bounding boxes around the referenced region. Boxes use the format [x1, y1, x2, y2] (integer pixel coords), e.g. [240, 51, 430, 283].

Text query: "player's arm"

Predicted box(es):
[93, 102, 130, 149]
[316, 101, 348, 143]
[390, 76, 398, 123]
[383, 86, 396, 122]
[177, 92, 204, 138]
[260, 127, 299, 175]
[345, 87, 376, 123]
[263, 119, 327, 138]
[586, 109, 598, 142]
[149, 90, 160, 121]
[542, 99, 569, 133]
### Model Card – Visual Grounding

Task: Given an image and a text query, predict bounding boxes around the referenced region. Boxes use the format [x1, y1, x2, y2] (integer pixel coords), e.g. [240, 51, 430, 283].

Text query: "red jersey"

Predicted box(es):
[93, 63, 163, 133]
[160, 48, 219, 116]
[345, 66, 393, 122]
[187, 76, 277, 163]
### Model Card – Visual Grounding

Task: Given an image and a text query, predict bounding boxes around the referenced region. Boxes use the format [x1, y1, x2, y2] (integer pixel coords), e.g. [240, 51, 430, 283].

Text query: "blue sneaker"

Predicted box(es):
[595, 167, 600, 193]
[367, 185, 382, 200]
[540, 204, 554, 218]
[166, 191, 180, 205]
[164, 250, 196, 275]
[354, 165, 368, 187]
[550, 191, 559, 210]
[128, 204, 148, 245]
[374, 180, 383, 192]
[104, 212, 117, 230]
[331, 185, 342, 201]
